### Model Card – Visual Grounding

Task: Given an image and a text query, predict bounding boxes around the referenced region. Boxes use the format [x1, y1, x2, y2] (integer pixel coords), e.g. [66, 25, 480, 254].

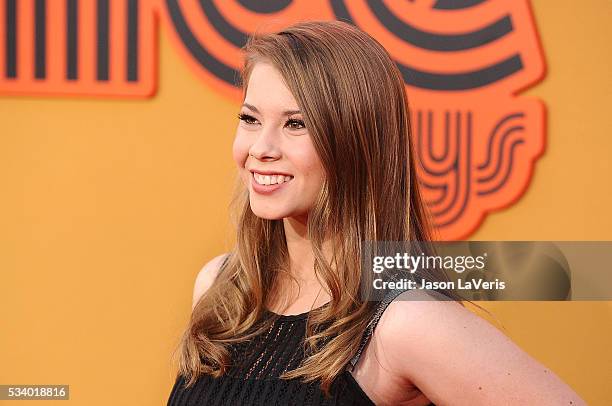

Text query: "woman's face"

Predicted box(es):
[233, 62, 325, 222]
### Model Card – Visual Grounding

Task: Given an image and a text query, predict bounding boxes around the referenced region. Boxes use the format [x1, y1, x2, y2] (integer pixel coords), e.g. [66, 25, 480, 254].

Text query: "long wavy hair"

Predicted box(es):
[172, 20, 469, 395]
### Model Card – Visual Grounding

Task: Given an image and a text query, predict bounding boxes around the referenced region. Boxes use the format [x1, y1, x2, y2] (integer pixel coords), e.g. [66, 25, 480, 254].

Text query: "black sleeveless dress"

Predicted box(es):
[167, 288, 436, 405]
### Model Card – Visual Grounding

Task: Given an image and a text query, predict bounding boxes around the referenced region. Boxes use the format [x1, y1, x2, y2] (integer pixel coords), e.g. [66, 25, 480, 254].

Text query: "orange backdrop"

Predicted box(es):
[1, 1, 611, 404]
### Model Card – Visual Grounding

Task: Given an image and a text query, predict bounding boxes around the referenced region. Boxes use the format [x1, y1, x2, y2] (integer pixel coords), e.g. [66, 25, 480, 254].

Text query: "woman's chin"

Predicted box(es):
[250, 207, 289, 220]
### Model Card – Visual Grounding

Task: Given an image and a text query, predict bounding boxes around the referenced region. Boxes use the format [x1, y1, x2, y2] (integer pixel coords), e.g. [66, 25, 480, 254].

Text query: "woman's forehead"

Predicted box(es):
[244, 63, 301, 115]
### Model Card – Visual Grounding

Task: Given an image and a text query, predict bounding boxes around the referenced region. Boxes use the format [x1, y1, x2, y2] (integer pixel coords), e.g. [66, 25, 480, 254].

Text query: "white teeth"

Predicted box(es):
[253, 173, 293, 186]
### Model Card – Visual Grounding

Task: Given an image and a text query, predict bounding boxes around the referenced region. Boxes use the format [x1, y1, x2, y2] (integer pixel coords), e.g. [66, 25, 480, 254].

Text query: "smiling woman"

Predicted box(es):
[166, 20, 585, 406]
[233, 61, 326, 222]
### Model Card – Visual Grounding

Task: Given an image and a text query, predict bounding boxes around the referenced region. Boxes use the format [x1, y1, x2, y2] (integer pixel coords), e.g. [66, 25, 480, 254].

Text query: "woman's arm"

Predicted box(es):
[374, 290, 586, 406]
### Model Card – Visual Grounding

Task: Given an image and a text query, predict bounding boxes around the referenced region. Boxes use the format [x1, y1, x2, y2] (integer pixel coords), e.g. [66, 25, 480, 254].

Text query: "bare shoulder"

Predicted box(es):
[373, 289, 586, 405]
[192, 253, 229, 310]
[378, 288, 468, 329]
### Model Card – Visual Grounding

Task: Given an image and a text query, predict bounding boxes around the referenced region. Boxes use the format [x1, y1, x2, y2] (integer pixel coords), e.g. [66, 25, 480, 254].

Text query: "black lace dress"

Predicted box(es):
[167, 289, 436, 405]
[167, 307, 376, 405]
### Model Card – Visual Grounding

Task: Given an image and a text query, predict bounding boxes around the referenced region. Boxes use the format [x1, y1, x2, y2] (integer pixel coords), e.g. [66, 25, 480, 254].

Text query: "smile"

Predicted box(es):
[250, 171, 294, 195]
[253, 172, 294, 186]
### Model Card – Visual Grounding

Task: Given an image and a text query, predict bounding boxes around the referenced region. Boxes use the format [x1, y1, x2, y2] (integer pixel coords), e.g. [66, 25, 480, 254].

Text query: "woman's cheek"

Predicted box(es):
[230, 142, 248, 187]
[294, 152, 325, 189]
[232, 134, 249, 169]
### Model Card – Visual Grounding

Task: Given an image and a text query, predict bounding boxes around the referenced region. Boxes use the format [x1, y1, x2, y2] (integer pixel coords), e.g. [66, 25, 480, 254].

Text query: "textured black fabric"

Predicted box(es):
[166, 308, 375, 405]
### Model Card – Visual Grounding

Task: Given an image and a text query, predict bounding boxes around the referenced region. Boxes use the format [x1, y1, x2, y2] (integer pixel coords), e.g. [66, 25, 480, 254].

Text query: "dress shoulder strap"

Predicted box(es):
[347, 288, 408, 371]
[220, 253, 231, 269]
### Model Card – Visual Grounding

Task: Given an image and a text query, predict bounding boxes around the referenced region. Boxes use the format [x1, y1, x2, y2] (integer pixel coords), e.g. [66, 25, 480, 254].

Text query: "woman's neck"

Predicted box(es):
[268, 216, 332, 313]
[283, 216, 318, 282]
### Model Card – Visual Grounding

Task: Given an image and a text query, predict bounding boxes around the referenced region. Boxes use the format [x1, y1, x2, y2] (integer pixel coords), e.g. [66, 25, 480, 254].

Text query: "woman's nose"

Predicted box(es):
[248, 128, 281, 160]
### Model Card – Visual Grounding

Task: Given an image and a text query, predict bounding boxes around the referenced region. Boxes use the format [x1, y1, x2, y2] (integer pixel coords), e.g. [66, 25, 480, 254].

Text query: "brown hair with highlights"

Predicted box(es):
[172, 20, 471, 395]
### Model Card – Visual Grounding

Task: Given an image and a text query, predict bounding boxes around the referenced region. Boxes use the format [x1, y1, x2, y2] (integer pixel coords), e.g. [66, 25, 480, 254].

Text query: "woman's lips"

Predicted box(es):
[250, 172, 293, 195]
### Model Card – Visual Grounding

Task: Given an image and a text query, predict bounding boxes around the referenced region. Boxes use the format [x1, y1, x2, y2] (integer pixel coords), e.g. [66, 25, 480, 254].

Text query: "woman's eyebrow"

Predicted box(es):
[241, 102, 301, 116]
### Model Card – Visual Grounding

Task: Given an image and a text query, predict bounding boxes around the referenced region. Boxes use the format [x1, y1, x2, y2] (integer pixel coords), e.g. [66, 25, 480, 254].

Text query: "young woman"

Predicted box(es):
[167, 20, 585, 406]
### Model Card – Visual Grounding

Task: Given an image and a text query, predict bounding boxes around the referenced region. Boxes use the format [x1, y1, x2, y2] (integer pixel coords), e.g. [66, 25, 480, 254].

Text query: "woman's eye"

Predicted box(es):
[237, 113, 305, 131]
[286, 119, 306, 130]
[237, 113, 258, 125]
